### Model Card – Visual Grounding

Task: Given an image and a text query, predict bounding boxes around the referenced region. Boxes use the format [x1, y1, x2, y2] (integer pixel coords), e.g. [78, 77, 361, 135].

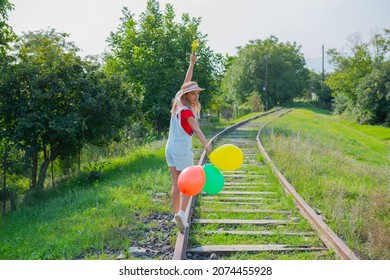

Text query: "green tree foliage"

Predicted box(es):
[356, 61, 390, 125]
[326, 43, 373, 102]
[326, 29, 389, 126]
[1, 0, 17, 213]
[106, 0, 223, 133]
[0, 0, 15, 64]
[80, 57, 142, 147]
[0, 0, 15, 162]
[0, 29, 137, 190]
[221, 36, 309, 110]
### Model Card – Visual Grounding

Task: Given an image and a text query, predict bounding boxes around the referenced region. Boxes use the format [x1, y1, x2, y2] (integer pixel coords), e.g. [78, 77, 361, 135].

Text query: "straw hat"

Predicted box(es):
[175, 81, 204, 100]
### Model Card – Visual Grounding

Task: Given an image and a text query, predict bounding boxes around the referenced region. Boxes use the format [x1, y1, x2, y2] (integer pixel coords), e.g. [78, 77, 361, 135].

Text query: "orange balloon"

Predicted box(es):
[178, 165, 206, 196]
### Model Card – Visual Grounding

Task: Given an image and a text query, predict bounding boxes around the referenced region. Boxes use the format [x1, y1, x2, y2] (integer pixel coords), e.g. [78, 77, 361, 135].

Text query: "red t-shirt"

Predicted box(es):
[180, 109, 195, 135]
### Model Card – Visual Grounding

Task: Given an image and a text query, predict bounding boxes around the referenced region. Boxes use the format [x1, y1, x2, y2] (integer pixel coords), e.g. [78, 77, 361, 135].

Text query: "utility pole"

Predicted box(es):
[320, 44, 325, 104]
[264, 51, 269, 111]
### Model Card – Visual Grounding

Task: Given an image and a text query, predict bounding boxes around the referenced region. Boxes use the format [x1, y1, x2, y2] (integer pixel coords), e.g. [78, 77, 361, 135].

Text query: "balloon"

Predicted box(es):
[202, 164, 225, 195]
[209, 144, 244, 171]
[178, 165, 206, 196]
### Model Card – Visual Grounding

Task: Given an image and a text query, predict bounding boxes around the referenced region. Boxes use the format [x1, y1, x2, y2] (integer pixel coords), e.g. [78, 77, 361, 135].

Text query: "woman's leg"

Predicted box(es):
[180, 193, 190, 212]
[169, 167, 181, 214]
[169, 166, 190, 232]
[169, 166, 191, 213]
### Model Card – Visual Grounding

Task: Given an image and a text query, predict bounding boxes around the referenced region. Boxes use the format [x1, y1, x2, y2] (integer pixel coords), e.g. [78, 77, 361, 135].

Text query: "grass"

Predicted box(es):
[0, 145, 174, 259]
[260, 107, 390, 259]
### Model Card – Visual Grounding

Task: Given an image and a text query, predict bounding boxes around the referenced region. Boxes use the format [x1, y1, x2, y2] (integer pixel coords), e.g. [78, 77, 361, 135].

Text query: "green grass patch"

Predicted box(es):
[0, 146, 173, 259]
[260, 107, 390, 259]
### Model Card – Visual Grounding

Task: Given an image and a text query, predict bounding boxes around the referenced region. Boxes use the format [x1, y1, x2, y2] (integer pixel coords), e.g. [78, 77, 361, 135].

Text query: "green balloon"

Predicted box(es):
[202, 164, 225, 195]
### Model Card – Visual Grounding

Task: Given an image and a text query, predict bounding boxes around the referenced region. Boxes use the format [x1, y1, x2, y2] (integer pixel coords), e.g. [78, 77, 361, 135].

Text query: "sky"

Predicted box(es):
[7, 0, 390, 71]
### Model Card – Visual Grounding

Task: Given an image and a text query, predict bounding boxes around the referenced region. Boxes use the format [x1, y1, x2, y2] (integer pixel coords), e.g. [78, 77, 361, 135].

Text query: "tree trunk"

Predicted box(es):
[36, 158, 51, 190]
[36, 145, 59, 190]
[31, 148, 38, 190]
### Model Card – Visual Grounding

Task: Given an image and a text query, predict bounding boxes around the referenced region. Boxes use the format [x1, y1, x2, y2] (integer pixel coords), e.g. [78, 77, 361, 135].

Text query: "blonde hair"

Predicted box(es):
[170, 92, 201, 119]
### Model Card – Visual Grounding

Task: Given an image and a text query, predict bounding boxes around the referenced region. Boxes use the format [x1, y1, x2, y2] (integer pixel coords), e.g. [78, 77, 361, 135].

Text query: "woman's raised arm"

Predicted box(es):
[183, 54, 196, 84]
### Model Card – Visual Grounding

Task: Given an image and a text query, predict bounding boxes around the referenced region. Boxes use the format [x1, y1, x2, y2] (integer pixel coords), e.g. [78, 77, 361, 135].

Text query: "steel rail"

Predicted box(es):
[255, 109, 359, 260]
[172, 109, 282, 260]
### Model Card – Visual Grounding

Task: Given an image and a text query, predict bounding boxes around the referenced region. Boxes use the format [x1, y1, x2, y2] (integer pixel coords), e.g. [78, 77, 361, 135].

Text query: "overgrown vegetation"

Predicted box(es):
[0, 145, 173, 259]
[260, 106, 390, 259]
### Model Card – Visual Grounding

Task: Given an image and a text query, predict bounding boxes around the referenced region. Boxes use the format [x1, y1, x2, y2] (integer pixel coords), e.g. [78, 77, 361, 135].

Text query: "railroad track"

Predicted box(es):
[173, 109, 358, 260]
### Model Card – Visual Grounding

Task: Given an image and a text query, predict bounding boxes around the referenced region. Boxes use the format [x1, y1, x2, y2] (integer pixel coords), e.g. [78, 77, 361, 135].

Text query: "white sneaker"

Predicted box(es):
[174, 210, 188, 232]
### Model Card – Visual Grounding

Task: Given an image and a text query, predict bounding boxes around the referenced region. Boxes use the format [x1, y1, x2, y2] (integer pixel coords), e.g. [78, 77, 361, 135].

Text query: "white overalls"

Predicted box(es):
[165, 105, 194, 171]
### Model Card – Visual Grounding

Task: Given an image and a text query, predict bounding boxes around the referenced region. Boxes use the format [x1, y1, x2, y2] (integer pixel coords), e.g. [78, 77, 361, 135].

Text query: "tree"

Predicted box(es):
[326, 43, 373, 103]
[356, 61, 390, 125]
[106, 0, 223, 133]
[221, 36, 309, 110]
[1, 0, 17, 212]
[0, 0, 16, 138]
[326, 29, 389, 125]
[0, 0, 15, 64]
[0, 29, 137, 190]
[80, 57, 141, 148]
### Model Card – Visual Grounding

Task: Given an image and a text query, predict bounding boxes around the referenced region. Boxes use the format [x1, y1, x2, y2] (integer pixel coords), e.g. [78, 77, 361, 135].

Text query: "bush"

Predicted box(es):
[332, 94, 351, 115]
[0, 174, 30, 211]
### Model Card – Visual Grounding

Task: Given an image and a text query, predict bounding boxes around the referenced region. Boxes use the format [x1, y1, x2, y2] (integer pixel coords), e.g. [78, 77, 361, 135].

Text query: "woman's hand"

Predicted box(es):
[190, 53, 196, 65]
[204, 144, 212, 153]
[184, 54, 196, 83]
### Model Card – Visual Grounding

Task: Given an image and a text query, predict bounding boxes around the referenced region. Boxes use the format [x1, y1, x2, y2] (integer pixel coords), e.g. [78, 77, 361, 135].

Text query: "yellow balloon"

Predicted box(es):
[209, 144, 244, 171]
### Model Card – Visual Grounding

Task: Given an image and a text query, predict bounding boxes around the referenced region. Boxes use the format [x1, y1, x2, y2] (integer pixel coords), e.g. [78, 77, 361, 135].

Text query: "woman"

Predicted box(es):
[165, 54, 211, 232]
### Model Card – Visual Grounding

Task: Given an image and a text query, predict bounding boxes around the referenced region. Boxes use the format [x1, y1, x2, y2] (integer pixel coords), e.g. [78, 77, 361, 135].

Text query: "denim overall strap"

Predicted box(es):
[165, 106, 194, 171]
